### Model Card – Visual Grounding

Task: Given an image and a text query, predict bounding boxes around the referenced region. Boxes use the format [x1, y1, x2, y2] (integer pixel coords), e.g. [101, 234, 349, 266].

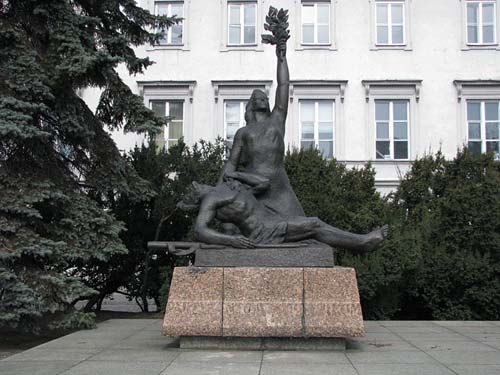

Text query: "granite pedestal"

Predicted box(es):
[162, 266, 364, 349]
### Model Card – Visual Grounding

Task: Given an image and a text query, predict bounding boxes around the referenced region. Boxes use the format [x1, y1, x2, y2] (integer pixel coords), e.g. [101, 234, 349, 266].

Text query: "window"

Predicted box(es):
[299, 100, 335, 158]
[375, 100, 409, 160]
[467, 100, 500, 157]
[151, 100, 184, 149]
[224, 100, 247, 145]
[155, 1, 184, 45]
[466, 1, 497, 44]
[301, 2, 330, 45]
[227, 2, 257, 45]
[375, 1, 405, 45]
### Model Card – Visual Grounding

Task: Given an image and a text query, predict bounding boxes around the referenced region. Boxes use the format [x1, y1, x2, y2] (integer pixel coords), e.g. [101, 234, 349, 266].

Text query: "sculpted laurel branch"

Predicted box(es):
[261, 6, 290, 46]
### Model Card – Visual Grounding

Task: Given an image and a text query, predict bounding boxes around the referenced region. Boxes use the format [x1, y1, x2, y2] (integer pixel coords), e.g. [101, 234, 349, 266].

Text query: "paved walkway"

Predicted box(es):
[1, 320, 500, 374]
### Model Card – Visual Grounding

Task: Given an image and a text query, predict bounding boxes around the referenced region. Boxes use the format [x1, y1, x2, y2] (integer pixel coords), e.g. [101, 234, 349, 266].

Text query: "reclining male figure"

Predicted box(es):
[178, 171, 388, 252]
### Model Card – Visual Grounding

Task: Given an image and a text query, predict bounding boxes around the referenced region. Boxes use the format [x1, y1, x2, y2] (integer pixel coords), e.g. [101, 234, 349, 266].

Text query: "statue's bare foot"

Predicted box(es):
[362, 225, 389, 252]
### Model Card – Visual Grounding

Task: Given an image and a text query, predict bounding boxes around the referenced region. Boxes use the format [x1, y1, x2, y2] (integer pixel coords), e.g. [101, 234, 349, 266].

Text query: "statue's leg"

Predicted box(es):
[286, 217, 387, 253]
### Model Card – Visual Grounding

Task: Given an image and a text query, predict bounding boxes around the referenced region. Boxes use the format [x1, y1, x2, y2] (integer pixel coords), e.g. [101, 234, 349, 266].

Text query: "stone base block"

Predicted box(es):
[163, 267, 364, 339]
[180, 336, 346, 351]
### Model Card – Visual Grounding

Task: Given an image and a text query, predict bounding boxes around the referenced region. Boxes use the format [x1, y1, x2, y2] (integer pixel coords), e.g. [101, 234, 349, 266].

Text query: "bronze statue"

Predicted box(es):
[220, 7, 304, 217]
[179, 173, 388, 251]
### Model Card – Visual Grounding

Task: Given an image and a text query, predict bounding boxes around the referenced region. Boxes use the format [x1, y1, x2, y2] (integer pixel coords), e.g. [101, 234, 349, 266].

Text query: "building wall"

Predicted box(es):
[82, 0, 500, 194]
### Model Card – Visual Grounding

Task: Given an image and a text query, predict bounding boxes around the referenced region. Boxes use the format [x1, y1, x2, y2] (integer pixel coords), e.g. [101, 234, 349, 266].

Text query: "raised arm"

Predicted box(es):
[272, 47, 289, 132]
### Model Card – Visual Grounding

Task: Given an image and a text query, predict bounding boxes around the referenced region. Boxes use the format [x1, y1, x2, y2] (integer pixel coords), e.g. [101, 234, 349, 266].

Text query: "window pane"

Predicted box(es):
[394, 141, 408, 159]
[171, 3, 183, 17]
[468, 26, 479, 43]
[394, 122, 408, 140]
[156, 3, 168, 16]
[376, 101, 390, 121]
[300, 101, 315, 122]
[226, 102, 240, 122]
[483, 25, 495, 43]
[319, 122, 333, 140]
[377, 122, 389, 139]
[229, 25, 240, 44]
[302, 24, 314, 43]
[171, 24, 183, 44]
[301, 122, 314, 139]
[467, 102, 481, 121]
[468, 122, 481, 139]
[376, 141, 390, 159]
[376, 4, 388, 24]
[319, 141, 333, 159]
[302, 5, 314, 24]
[486, 103, 499, 121]
[151, 101, 166, 117]
[392, 25, 404, 44]
[468, 141, 482, 154]
[486, 123, 499, 139]
[377, 26, 389, 44]
[317, 4, 330, 24]
[244, 4, 256, 25]
[244, 26, 256, 43]
[318, 101, 333, 122]
[169, 102, 183, 119]
[393, 102, 408, 120]
[317, 25, 330, 44]
[467, 3, 479, 24]
[168, 121, 182, 139]
[486, 141, 499, 154]
[391, 4, 404, 24]
[229, 4, 240, 24]
[301, 141, 315, 150]
[226, 122, 240, 140]
[483, 4, 495, 23]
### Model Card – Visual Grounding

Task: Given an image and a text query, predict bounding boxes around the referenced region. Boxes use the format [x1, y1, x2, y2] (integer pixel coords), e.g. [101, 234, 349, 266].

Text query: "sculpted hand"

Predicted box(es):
[229, 235, 256, 249]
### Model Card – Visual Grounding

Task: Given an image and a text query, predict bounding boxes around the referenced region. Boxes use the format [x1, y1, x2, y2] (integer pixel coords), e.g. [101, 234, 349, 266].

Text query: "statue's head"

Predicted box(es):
[177, 182, 211, 211]
[245, 89, 271, 123]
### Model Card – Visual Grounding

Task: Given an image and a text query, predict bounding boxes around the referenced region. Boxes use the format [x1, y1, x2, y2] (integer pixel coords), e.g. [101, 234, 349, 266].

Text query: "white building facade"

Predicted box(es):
[83, 0, 500, 194]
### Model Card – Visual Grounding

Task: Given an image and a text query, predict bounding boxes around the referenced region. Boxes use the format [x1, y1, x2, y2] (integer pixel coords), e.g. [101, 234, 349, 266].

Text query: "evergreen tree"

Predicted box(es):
[0, 0, 177, 331]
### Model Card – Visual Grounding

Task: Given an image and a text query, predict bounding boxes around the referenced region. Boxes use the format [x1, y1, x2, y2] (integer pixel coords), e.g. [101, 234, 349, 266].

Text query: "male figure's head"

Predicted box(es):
[245, 89, 271, 123]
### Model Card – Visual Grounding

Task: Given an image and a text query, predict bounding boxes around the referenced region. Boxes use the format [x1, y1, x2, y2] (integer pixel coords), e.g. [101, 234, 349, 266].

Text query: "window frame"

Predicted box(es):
[155, 1, 184, 45]
[375, 1, 406, 46]
[223, 100, 247, 145]
[221, 0, 263, 51]
[227, 2, 257, 46]
[300, 2, 331, 45]
[299, 100, 336, 159]
[369, 0, 412, 50]
[462, 0, 500, 50]
[363, 80, 421, 161]
[466, 0, 497, 45]
[288, 81, 347, 159]
[295, 0, 337, 50]
[374, 100, 410, 160]
[466, 100, 500, 158]
[149, 99, 185, 149]
[148, 0, 190, 51]
[138, 80, 196, 149]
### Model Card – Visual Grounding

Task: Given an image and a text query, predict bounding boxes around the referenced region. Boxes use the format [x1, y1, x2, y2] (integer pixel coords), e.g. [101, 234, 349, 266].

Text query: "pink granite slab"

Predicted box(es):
[162, 267, 223, 336]
[304, 267, 364, 337]
[223, 268, 303, 337]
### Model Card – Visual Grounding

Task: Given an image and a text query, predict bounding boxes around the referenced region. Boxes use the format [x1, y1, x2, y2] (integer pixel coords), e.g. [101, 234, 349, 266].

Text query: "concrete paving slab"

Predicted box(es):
[0, 360, 79, 375]
[160, 361, 261, 375]
[60, 360, 168, 375]
[346, 339, 419, 352]
[354, 363, 456, 375]
[89, 348, 179, 363]
[448, 365, 500, 375]
[425, 350, 500, 365]
[434, 321, 498, 328]
[396, 332, 467, 341]
[262, 350, 349, 364]
[346, 350, 439, 364]
[411, 340, 499, 352]
[174, 350, 262, 363]
[460, 333, 500, 342]
[260, 363, 358, 375]
[383, 326, 453, 334]
[2, 348, 100, 362]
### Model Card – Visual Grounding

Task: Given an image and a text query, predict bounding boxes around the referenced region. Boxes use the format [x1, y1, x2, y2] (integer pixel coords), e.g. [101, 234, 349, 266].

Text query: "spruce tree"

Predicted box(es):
[0, 0, 177, 331]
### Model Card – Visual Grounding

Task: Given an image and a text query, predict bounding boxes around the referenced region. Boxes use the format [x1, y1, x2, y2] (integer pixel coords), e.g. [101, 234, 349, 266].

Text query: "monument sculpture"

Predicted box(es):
[150, 6, 388, 350]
